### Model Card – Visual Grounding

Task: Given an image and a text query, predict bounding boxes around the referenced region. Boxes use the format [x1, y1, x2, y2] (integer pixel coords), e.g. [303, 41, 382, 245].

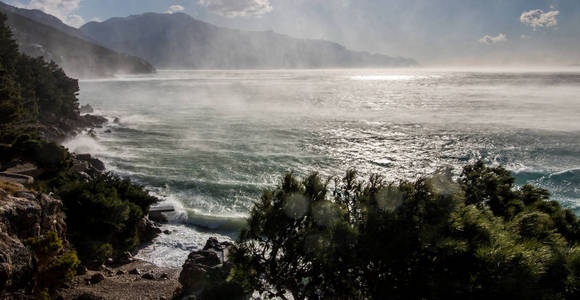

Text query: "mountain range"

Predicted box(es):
[80, 12, 417, 69]
[0, 1, 416, 76]
[0, 1, 154, 78]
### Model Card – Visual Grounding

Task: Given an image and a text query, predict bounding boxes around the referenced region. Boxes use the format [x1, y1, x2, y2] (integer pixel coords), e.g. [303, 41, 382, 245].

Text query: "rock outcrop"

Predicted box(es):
[71, 153, 107, 181]
[178, 237, 245, 300]
[0, 186, 68, 296]
[38, 113, 107, 142]
[137, 216, 162, 244]
[79, 104, 95, 114]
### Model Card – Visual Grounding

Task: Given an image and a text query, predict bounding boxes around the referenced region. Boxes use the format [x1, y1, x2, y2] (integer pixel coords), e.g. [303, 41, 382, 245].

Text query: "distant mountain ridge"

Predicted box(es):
[0, 1, 88, 41]
[81, 12, 417, 69]
[0, 1, 154, 78]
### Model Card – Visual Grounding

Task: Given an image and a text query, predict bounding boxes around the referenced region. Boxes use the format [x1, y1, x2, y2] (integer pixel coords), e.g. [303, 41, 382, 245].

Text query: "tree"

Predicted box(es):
[230, 162, 580, 299]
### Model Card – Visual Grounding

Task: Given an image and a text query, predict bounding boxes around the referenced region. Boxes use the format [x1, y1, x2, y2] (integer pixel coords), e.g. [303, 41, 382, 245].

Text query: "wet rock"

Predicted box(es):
[113, 117, 120, 124]
[71, 159, 89, 172]
[116, 270, 126, 276]
[163, 230, 172, 235]
[81, 114, 107, 128]
[88, 129, 97, 138]
[79, 104, 94, 114]
[137, 216, 161, 242]
[149, 211, 168, 223]
[141, 273, 156, 280]
[90, 273, 105, 284]
[76, 154, 92, 161]
[76, 154, 106, 172]
[203, 237, 222, 252]
[159, 273, 169, 280]
[90, 158, 106, 172]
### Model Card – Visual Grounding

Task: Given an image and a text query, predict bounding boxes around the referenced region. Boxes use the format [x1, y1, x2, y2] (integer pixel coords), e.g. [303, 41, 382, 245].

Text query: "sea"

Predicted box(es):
[63, 69, 580, 268]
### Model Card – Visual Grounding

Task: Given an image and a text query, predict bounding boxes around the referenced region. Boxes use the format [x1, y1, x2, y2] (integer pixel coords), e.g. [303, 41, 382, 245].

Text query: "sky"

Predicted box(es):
[5, 0, 580, 65]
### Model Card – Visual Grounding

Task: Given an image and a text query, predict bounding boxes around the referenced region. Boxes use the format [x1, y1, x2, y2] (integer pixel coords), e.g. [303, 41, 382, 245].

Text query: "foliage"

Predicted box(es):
[0, 13, 158, 269]
[0, 134, 71, 169]
[0, 12, 79, 143]
[231, 163, 580, 299]
[25, 231, 80, 297]
[58, 173, 157, 266]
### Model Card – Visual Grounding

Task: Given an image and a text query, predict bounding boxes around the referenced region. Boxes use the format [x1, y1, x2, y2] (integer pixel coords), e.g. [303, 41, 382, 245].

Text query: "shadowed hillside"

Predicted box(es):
[0, 1, 154, 78]
[81, 12, 417, 69]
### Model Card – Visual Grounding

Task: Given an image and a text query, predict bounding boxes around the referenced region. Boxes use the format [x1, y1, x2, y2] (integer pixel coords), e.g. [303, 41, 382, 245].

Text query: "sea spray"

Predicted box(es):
[75, 69, 580, 267]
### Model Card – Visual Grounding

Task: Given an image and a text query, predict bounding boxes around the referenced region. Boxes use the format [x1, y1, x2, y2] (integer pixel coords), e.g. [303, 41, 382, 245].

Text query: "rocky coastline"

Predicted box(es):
[1, 111, 238, 299]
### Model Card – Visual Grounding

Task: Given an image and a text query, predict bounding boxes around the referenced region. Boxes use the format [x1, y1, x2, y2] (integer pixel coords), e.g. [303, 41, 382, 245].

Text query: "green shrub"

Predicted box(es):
[25, 232, 79, 297]
[58, 173, 156, 266]
[231, 162, 580, 300]
[2, 134, 71, 169]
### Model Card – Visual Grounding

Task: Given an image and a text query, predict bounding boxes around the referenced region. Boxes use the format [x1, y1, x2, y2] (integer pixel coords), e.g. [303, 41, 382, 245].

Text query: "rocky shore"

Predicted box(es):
[38, 113, 108, 143]
[55, 237, 239, 300]
[1, 111, 242, 299]
[0, 157, 170, 299]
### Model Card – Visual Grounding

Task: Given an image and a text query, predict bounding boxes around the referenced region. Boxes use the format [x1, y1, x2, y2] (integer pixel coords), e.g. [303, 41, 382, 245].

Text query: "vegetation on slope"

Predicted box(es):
[0, 12, 157, 271]
[0, 1, 155, 78]
[230, 162, 580, 300]
[0, 13, 79, 143]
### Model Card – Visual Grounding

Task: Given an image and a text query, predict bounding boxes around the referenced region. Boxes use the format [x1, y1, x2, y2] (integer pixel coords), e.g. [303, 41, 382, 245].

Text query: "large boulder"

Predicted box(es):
[74, 153, 106, 174]
[137, 216, 161, 243]
[178, 238, 245, 300]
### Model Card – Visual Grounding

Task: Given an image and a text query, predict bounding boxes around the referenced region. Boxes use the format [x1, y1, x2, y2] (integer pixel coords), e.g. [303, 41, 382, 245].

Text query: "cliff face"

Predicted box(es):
[0, 183, 67, 295]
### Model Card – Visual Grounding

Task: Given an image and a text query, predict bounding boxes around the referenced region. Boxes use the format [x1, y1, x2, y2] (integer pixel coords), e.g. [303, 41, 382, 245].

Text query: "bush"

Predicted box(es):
[58, 173, 157, 266]
[1, 134, 71, 169]
[25, 232, 80, 297]
[230, 162, 580, 300]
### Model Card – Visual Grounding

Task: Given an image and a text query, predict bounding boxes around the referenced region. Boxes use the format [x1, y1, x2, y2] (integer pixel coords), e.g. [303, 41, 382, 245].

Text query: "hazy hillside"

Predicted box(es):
[0, 1, 88, 41]
[0, 2, 154, 78]
[81, 12, 417, 69]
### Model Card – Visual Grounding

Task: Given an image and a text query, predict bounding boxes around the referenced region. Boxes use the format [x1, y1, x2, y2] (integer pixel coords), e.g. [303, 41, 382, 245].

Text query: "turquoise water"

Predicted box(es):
[64, 69, 580, 267]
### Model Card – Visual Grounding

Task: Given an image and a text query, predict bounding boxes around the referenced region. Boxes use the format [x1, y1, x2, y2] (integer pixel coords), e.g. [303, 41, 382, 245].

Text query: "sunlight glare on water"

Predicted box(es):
[65, 69, 580, 267]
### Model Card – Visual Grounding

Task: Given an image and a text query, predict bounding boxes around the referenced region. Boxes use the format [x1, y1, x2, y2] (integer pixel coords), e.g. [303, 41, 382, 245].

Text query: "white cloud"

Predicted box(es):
[478, 33, 508, 45]
[64, 13, 85, 27]
[520, 34, 531, 40]
[166, 5, 185, 14]
[16, 0, 85, 27]
[520, 9, 559, 31]
[198, 0, 273, 17]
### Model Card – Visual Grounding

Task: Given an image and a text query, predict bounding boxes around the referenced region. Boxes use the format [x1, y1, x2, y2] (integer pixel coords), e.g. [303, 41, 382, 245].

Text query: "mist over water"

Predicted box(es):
[65, 69, 580, 267]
